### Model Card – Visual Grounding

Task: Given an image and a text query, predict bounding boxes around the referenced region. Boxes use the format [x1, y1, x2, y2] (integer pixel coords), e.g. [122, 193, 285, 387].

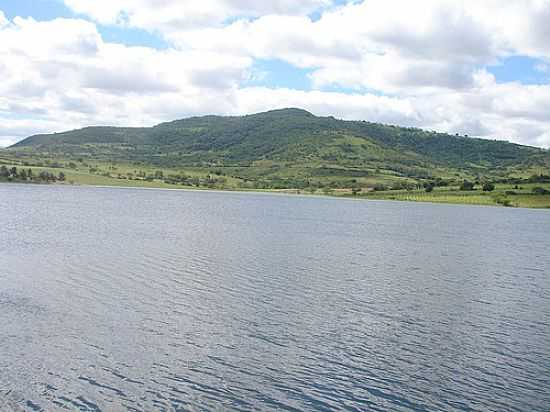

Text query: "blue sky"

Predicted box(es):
[487, 56, 550, 85]
[1, 0, 550, 147]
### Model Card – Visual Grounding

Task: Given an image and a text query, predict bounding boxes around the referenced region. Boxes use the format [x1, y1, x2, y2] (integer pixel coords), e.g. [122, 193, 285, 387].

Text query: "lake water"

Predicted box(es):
[1, 184, 550, 411]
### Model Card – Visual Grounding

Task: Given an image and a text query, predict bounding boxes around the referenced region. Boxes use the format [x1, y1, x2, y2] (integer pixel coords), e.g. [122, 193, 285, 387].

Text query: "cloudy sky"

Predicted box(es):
[1, 0, 550, 148]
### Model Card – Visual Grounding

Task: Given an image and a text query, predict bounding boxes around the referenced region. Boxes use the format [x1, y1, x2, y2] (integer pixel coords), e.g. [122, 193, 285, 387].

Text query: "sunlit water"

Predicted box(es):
[1, 184, 549, 411]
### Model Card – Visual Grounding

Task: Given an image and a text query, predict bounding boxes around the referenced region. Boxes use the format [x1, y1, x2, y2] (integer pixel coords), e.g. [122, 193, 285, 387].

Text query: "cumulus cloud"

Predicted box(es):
[0, 15, 252, 134]
[169, 0, 550, 93]
[2, 1, 550, 148]
[535, 62, 550, 73]
[63, 0, 330, 30]
[234, 81, 550, 148]
[0, 10, 8, 27]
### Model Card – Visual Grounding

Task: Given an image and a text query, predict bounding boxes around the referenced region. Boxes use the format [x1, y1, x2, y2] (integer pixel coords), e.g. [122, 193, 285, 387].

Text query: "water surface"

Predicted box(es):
[1, 184, 550, 411]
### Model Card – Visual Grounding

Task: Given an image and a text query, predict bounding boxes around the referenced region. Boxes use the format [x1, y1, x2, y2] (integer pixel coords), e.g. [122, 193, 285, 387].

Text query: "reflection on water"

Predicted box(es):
[1, 184, 550, 411]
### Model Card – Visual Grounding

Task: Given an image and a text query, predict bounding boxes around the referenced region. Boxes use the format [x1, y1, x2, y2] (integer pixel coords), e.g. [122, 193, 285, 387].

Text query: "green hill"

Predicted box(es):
[7, 108, 550, 191]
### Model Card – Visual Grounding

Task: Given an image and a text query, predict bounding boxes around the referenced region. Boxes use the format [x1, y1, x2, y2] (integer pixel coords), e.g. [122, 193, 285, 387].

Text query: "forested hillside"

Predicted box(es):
[7, 108, 550, 193]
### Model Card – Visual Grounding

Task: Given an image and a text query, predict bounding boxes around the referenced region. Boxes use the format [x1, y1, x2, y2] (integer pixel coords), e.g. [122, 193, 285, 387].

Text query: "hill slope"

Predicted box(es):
[9, 108, 550, 187]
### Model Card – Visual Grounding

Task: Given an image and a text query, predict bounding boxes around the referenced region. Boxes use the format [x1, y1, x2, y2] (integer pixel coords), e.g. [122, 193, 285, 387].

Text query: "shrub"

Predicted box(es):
[423, 181, 435, 192]
[482, 182, 495, 192]
[495, 196, 512, 207]
[373, 184, 388, 192]
[460, 180, 475, 191]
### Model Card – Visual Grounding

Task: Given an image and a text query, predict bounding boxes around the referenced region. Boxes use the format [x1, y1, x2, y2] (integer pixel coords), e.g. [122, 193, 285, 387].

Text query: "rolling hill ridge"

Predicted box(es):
[8, 108, 550, 189]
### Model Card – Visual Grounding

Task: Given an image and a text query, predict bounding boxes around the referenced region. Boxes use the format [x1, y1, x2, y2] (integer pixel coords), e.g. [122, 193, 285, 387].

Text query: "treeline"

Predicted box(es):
[158, 173, 227, 188]
[0, 166, 66, 183]
[363, 175, 550, 195]
[494, 174, 550, 184]
[113, 169, 228, 188]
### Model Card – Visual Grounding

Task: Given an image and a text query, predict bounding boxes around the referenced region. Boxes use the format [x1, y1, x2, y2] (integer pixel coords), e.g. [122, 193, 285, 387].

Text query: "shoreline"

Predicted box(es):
[2, 180, 549, 210]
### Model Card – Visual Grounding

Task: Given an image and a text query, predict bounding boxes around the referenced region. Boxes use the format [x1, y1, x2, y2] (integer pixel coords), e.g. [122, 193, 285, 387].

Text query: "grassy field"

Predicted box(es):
[2, 153, 550, 209]
[356, 184, 550, 208]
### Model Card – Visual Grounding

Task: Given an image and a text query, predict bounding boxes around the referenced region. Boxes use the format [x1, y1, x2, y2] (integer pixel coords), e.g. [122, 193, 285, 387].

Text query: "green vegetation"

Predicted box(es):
[357, 183, 550, 208]
[2, 108, 550, 208]
[482, 182, 496, 192]
[0, 165, 65, 183]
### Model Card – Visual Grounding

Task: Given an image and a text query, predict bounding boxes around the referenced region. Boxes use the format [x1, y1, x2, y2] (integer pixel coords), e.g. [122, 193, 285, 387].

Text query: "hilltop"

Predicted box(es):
[3, 108, 550, 207]
[11, 108, 549, 176]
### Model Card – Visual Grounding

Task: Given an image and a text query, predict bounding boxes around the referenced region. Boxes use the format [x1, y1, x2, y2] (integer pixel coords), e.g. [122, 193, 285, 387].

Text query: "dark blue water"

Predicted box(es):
[1, 184, 550, 411]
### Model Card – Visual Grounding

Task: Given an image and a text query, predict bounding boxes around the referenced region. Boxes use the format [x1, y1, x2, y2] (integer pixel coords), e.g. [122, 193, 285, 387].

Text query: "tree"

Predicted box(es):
[482, 182, 495, 192]
[423, 181, 435, 192]
[0, 166, 8, 178]
[9, 167, 17, 177]
[460, 180, 475, 191]
[19, 169, 27, 180]
[434, 178, 449, 187]
[39, 171, 50, 181]
[58, 172, 66, 181]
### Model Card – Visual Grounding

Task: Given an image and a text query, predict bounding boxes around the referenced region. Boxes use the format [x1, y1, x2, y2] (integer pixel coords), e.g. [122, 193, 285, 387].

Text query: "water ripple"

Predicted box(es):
[1, 184, 550, 411]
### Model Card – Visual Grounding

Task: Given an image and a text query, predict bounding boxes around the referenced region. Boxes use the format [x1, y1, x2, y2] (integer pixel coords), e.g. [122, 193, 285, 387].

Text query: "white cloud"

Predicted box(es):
[233, 87, 420, 124]
[234, 82, 550, 148]
[2, 2, 550, 148]
[168, 0, 550, 94]
[0, 137, 18, 148]
[0, 15, 252, 125]
[63, 0, 330, 30]
[535, 62, 550, 73]
[0, 16, 100, 58]
[0, 14, 254, 147]
[0, 10, 8, 28]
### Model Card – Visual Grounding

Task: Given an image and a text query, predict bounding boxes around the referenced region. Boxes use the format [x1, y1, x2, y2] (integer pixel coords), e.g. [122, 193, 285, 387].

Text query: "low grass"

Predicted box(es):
[507, 195, 550, 208]
[359, 187, 550, 208]
[2, 153, 550, 209]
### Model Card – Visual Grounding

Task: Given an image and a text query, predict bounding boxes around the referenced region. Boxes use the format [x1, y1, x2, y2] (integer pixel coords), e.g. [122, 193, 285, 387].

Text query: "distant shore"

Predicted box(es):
[2, 178, 550, 209]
